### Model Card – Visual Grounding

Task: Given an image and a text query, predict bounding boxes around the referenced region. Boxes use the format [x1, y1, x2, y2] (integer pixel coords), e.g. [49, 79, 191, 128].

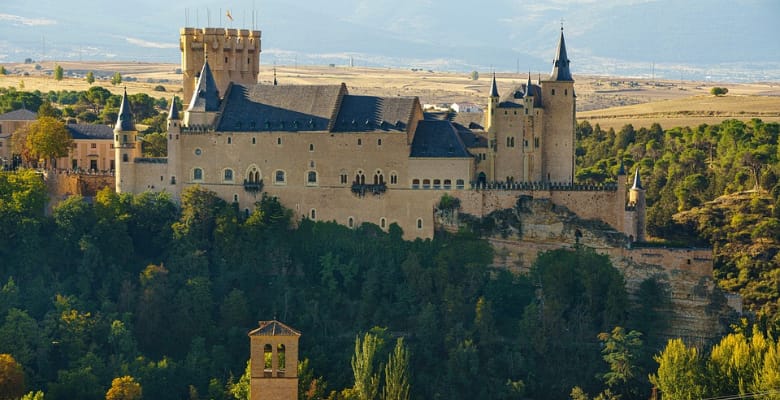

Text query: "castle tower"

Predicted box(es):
[114, 89, 140, 193]
[628, 168, 646, 242]
[249, 320, 300, 400]
[166, 97, 182, 197]
[183, 61, 221, 127]
[540, 27, 576, 183]
[485, 72, 500, 181]
[522, 72, 540, 182]
[180, 27, 261, 107]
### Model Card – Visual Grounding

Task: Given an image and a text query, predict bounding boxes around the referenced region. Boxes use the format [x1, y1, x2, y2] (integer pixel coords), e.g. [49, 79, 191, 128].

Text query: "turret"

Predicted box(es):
[184, 60, 221, 127]
[114, 89, 139, 193]
[540, 27, 576, 184]
[628, 168, 646, 242]
[485, 72, 500, 180]
[166, 97, 182, 195]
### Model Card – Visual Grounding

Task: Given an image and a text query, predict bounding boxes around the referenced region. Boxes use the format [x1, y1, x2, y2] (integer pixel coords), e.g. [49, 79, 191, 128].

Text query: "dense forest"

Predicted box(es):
[0, 171, 672, 399]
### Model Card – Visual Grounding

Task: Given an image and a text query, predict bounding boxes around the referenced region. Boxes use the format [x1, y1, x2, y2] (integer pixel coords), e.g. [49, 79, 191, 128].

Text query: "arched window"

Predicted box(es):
[275, 170, 285, 183]
[433, 179, 441, 189]
[417, 218, 423, 229]
[252, 137, 256, 144]
[456, 179, 465, 189]
[263, 344, 272, 377]
[380, 218, 386, 229]
[246, 166, 261, 183]
[224, 169, 234, 182]
[277, 137, 282, 145]
[422, 179, 431, 189]
[443, 179, 452, 189]
[412, 179, 420, 189]
[310, 209, 316, 220]
[307, 171, 317, 185]
[309, 143, 314, 152]
[357, 138, 362, 146]
[193, 168, 203, 181]
[390, 172, 398, 185]
[227, 136, 232, 144]
[373, 170, 384, 185]
[277, 344, 286, 377]
[355, 170, 365, 185]
[233, 194, 238, 202]
[348, 217, 354, 228]
[377, 138, 382, 146]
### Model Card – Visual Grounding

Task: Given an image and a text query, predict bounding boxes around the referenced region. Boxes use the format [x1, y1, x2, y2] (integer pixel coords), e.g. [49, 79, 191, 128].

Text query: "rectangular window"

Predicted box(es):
[91, 143, 97, 149]
[340, 174, 347, 184]
[534, 137, 540, 148]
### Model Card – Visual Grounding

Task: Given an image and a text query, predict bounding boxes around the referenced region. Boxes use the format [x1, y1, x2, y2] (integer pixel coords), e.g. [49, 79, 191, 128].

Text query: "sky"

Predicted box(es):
[1, 0, 779, 81]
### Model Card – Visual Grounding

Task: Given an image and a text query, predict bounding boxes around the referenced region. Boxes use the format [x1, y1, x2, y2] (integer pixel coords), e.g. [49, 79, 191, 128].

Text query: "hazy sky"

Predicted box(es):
[1, 0, 779, 80]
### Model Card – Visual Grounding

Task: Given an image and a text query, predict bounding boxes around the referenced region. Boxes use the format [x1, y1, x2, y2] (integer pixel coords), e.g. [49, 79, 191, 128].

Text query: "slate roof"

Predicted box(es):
[168, 96, 180, 120]
[189, 61, 220, 112]
[500, 84, 543, 107]
[116, 89, 136, 132]
[331, 95, 416, 132]
[66, 124, 113, 140]
[632, 168, 643, 190]
[549, 29, 573, 81]
[489, 72, 500, 97]
[410, 120, 471, 158]
[248, 320, 301, 337]
[0, 108, 37, 121]
[453, 122, 487, 149]
[218, 83, 345, 132]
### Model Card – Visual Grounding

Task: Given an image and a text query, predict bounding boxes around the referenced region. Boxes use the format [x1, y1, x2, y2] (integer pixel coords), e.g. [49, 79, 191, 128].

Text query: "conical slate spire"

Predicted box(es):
[549, 28, 573, 81]
[188, 60, 220, 112]
[167, 96, 180, 120]
[489, 72, 499, 98]
[116, 88, 135, 131]
[524, 71, 533, 97]
[632, 168, 643, 190]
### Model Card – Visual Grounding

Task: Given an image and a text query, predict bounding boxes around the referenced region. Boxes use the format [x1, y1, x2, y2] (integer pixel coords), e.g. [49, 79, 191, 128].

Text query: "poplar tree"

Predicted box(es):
[382, 338, 410, 400]
[352, 332, 380, 400]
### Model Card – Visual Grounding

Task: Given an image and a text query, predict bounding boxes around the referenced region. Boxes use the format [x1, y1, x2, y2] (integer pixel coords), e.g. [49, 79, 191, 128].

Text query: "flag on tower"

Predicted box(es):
[226, 10, 233, 22]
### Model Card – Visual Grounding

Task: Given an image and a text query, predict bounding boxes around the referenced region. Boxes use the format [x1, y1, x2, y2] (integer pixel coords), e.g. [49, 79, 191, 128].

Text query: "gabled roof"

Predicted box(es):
[453, 122, 487, 149]
[0, 108, 37, 121]
[248, 320, 301, 337]
[188, 61, 220, 112]
[217, 83, 345, 132]
[331, 95, 416, 132]
[410, 120, 471, 158]
[501, 84, 542, 107]
[115, 89, 135, 132]
[549, 28, 573, 81]
[66, 124, 113, 140]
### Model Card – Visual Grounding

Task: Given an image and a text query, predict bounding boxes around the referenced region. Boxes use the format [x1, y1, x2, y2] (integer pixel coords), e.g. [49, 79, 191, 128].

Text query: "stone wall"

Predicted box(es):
[45, 172, 115, 211]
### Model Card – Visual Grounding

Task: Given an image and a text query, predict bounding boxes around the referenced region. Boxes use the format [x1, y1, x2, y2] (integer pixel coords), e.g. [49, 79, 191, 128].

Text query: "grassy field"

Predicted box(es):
[2, 60, 779, 130]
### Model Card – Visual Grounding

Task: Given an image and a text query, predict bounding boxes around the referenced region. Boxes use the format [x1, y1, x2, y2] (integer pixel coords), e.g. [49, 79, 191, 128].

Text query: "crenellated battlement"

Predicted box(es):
[180, 27, 261, 106]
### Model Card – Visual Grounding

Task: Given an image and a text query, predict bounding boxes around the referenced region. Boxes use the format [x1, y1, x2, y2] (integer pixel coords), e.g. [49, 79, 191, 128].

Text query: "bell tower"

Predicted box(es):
[249, 320, 300, 400]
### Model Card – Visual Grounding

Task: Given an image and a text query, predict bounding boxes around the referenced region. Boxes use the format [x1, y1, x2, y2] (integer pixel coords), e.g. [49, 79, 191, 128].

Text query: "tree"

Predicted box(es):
[597, 327, 643, 398]
[86, 71, 95, 85]
[229, 360, 250, 400]
[710, 87, 728, 96]
[351, 332, 381, 400]
[106, 376, 142, 400]
[21, 116, 72, 168]
[382, 338, 410, 400]
[54, 64, 63, 81]
[470, 70, 479, 81]
[0, 66, 6, 75]
[0, 353, 25, 400]
[111, 72, 122, 86]
[649, 338, 706, 400]
[37, 102, 60, 118]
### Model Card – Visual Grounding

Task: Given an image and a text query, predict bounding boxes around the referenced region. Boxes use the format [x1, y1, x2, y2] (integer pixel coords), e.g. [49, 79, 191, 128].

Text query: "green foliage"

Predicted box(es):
[649, 338, 706, 400]
[85, 71, 95, 85]
[597, 327, 643, 398]
[0, 353, 25, 400]
[111, 72, 122, 86]
[141, 132, 167, 157]
[53, 64, 63, 81]
[228, 361, 250, 400]
[0, 66, 6, 75]
[470, 70, 479, 80]
[711, 86, 729, 96]
[153, 85, 166, 92]
[351, 332, 381, 400]
[21, 116, 72, 167]
[105, 376, 142, 400]
[381, 339, 410, 400]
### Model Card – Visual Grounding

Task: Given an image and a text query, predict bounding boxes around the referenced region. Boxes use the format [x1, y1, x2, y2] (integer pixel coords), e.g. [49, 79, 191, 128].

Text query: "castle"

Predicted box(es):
[114, 26, 646, 241]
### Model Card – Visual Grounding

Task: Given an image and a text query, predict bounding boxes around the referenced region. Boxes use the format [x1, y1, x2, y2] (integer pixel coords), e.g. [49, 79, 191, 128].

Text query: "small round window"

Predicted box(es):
[194, 148, 202, 156]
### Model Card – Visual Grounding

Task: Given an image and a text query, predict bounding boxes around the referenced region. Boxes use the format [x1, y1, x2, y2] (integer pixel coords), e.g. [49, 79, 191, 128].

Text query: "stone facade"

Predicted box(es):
[116, 26, 648, 242]
[249, 320, 300, 400]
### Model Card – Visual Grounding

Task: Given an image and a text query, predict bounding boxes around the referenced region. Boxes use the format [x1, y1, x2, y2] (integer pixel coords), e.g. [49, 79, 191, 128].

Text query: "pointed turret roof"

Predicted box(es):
[549, 28, 573, 81]
[524, 71, 533, 97]
[489, 72, 499, 98]
[188, 60, 220, 112]
[167, 96, 180, 120]
[115, 88, 135, 132]
[631, 168, 643, 190]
